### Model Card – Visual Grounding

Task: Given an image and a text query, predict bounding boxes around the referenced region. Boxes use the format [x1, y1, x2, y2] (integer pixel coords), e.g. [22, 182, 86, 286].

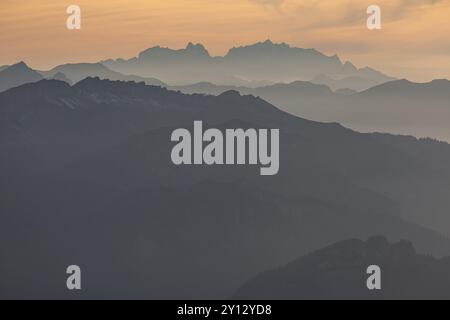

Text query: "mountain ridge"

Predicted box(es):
[2, 78, 450, 298]
[101, 40, 395, 86]
[0, 61, 43, 92]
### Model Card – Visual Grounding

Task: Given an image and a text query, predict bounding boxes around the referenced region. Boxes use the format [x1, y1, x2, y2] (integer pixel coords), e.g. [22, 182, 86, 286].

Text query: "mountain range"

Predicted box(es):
[40, 62, 166, 86]
[101, 40, 395, 88]
[2, 56, 450, 148]
[171, 78, 450, 142]
[0, 40, 391, 91]
[310, 73, 387, 92]
[1, 78, 450, 298]
[5, 41, 448, 143]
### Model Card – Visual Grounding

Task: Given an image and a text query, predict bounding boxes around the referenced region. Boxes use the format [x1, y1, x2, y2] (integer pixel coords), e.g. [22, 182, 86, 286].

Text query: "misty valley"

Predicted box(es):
[1, 38, 450, 300]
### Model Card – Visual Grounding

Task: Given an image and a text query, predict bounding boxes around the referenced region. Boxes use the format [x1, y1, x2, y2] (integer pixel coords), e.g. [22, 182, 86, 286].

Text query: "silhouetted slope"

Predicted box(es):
[1, 78, 450, 299]
[311, 73, 389, 92]
[41, 62, 166, 86]
[173, 78, 450, 144]
[49, 71, 72, 85]
[234, 236, 450, 299]
[358, 79, 450, 100]
[0, 62, 43, 92]
[171, 80, 334, 98]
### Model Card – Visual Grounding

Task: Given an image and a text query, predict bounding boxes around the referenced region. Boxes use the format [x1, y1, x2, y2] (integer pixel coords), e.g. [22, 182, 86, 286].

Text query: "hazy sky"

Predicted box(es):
[1, 0, 449, 81]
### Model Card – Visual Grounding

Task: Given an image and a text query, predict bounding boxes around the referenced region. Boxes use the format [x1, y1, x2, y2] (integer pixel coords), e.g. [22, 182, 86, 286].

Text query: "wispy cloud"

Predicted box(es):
[283, 0, 449, 30]
[1, 0, 450, 80]
[249, 0, 285, 5]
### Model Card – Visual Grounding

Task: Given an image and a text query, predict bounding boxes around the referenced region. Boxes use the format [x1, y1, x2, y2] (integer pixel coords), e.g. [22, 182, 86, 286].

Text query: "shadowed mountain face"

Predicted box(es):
[172, 78, 450, 144]
[101, 40, 394, 87]
[1, 78, 450, 299]
[234, 236, 450, 299]
[0, 62, 43, 92]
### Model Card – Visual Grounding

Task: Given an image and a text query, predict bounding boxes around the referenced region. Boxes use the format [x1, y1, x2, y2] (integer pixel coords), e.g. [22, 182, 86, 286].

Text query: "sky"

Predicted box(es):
[1, 0, 450, 81]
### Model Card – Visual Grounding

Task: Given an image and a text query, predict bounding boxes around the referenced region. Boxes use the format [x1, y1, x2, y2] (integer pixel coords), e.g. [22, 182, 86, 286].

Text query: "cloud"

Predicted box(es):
[386, 0, 447, 21]
[279, 0, 450, 32]
[249, 0, 285, 7]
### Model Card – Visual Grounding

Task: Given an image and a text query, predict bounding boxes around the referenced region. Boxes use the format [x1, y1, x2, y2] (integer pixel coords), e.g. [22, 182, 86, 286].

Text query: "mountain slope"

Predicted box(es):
[41, 62, 166, 86]
[234, 236, 450, 299]
[358, 78, 450, 100]
[49, 71, 72, 85]
[171, 80, 334, 98]
[174, 78, 450, 145]
[0, 62, 43, 92]
[310, 73, 391, 92]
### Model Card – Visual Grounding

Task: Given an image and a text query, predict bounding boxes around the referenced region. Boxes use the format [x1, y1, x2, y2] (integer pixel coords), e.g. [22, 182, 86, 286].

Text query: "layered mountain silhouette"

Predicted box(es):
[234, 236, 450, 299]
[358, 78, 450, 100]
[40, 62, 166, 86]
[2, 41, 446, 145]
[1, 78, 450, 299]
[101, 40, 394, 87]
[170, 80, 334, 97]
[310, 73, 391, 92]
[172, 78, 450, 143]
[49, 71, 72, 85]
[0, 62, 43, 92]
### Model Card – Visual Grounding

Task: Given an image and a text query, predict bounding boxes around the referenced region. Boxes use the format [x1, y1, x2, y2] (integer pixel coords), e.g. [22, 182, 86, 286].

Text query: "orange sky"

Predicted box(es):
[1, 0, 450, 81]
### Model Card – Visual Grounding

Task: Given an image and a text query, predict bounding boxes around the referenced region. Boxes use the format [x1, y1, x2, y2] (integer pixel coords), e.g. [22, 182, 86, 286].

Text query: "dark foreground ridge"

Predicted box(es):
[1, 78, 450, 299]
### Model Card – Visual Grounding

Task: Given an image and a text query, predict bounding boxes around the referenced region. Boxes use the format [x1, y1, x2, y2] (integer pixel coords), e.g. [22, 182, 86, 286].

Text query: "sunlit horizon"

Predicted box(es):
[1, 0, 450, 81]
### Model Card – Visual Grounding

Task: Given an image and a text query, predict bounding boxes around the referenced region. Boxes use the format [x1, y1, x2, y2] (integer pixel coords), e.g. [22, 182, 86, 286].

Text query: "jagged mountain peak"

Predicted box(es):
[138, 42, 211, 59]
[99, 40, 395, 86]
[185, 42, 208, 53]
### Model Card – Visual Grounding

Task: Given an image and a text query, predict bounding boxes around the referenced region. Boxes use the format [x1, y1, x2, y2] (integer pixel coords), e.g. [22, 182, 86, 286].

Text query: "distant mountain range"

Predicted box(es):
[40, 62, 166, 86]
[234, 236, 450, 299]
[171, 78, 450, 143]
[1, 40, 392, 92]
[310, 73, 390, 92]
[101, 40, 395, 88]
[2, 57, 450, 143]
[2, 78, 450, 298]
[0, 61, 167, 93]
[1, 37, 450, 299]
[170, 80, 334, 97]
